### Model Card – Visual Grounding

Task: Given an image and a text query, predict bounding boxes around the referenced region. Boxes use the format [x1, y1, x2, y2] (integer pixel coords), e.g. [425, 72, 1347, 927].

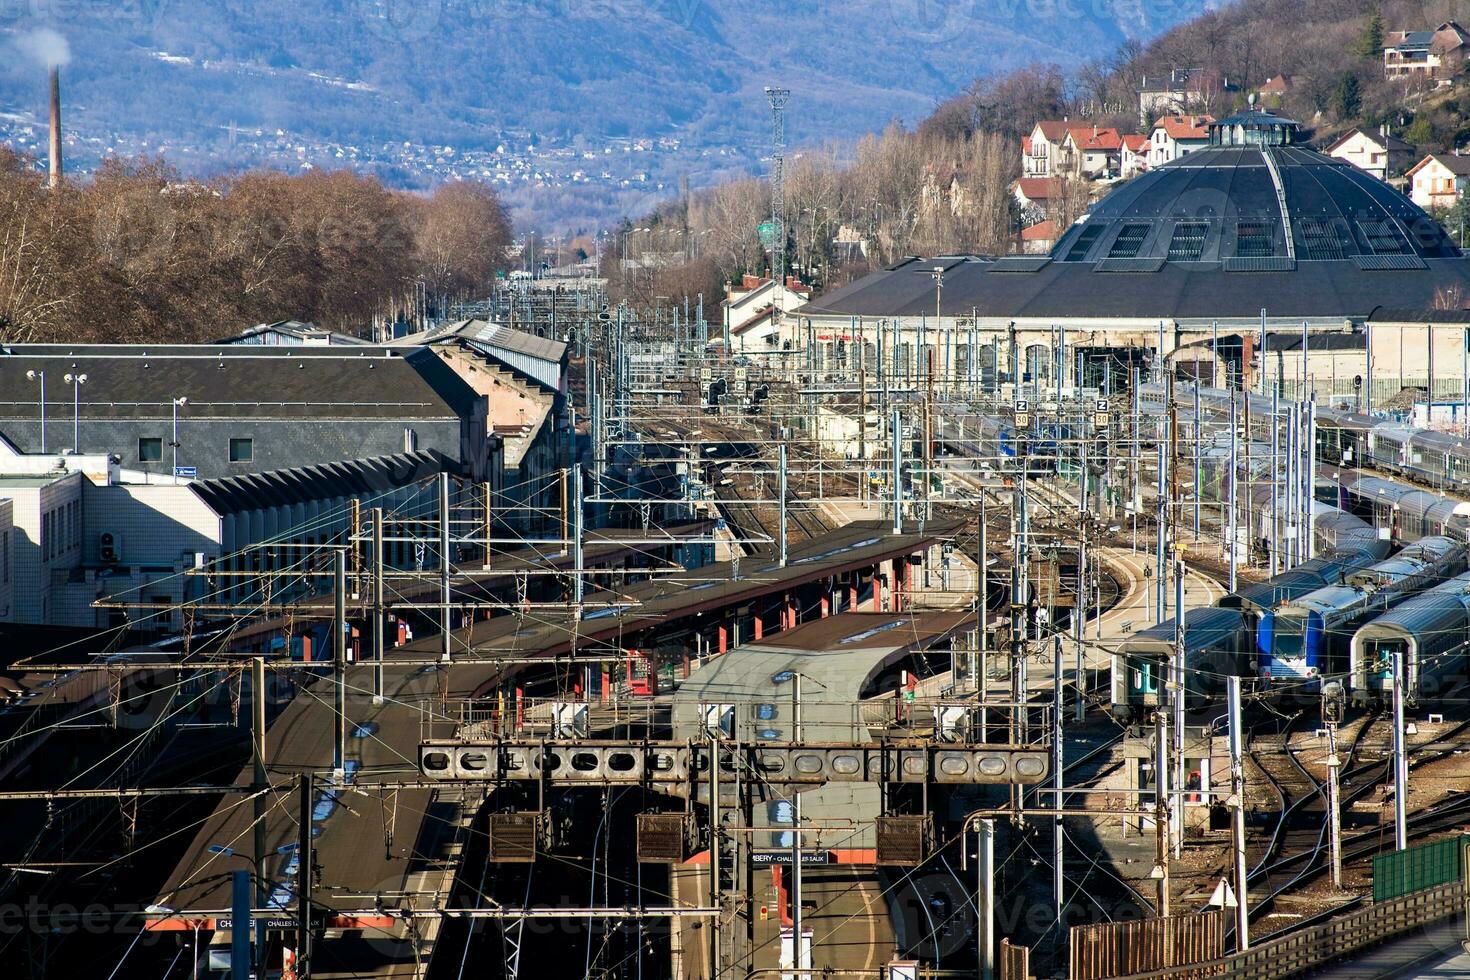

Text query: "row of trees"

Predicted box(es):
[0, 151, 513, 344]
[606, 122, 1023, 309]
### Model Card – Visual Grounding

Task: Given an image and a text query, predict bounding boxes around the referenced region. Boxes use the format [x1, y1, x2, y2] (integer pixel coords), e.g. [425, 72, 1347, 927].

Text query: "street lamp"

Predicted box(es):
[62, 372, 86, 452]
[24, 369, 44, 453]
[171, 396, 188, 483]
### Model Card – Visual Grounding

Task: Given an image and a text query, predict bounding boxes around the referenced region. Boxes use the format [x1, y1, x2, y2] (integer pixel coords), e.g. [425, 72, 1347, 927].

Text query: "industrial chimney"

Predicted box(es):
[48, 66, 61, 189]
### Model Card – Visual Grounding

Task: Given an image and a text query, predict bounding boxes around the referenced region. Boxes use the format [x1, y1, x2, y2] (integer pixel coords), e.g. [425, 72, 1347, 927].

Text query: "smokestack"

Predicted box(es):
[48, 66, 61, 189]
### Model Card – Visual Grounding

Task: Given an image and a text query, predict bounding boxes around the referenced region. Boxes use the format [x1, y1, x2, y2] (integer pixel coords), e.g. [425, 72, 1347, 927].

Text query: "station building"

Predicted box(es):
[797, 110, 1470, 398]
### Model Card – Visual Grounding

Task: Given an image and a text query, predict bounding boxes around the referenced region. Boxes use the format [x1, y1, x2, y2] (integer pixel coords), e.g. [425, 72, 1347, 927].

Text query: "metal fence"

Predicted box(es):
[1108, 879, 1466, 979]
[1069, 910, 1224, 979]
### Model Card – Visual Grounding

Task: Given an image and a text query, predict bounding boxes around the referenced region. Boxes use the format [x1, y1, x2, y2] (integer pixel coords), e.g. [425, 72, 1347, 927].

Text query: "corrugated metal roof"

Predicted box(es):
[190, 449, 458, 515]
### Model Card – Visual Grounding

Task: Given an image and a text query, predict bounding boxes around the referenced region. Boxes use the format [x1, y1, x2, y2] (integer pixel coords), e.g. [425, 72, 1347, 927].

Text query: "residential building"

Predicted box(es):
[1022, 121, 1071, 177]
[0, 344, 495, 483]
[1406, 153, 1470, 209]
[1061, 126, 1125, 179]
[1020, 219, 1062, 254]
[1325, 128, 1418, 181]
[1137, 69, 1233, 125]
[1120, 134, 1149, 178]
[722, 274, 812, 353]
[1257, 74, 1294, 103]
[1012, 176, 1061, 213]
[1384, 22, 1470, 79]
[1148, 115, 1213, 168]
[1023, 121, 1132, 179]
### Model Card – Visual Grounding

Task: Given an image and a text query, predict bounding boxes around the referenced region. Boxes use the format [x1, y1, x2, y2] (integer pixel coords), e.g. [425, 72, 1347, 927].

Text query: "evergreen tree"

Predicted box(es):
[1359, 9, 1385, 58]
[1334, 73, 1363, 120]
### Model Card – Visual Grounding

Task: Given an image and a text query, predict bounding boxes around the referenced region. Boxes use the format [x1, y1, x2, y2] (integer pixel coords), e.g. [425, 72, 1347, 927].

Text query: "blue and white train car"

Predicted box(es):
[1259, 536, 1466, 693]
[1349, 569, 1470, 705]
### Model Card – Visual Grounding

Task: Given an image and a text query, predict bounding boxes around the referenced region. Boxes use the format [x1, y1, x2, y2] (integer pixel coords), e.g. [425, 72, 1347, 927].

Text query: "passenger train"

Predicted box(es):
[1349, 569, 1470, 706]
[1257, 536, 1466, 692]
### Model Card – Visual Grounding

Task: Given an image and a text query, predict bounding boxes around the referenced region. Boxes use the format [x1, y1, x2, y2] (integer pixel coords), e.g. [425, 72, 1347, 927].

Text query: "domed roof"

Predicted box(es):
[797, 110, 1470, 324]
[1050, 112, 1461, 267]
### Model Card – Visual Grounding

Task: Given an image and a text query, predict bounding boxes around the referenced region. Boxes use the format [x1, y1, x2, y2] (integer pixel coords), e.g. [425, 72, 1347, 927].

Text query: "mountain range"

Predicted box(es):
[0, 0, 1205, 228]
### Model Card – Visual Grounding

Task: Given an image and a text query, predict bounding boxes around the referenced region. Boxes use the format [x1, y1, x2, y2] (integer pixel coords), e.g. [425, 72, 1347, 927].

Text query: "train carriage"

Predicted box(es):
[1110, 607, 1252, 724]
[1260, 536, 1466, 693]
[1349, 569, 1470, 705]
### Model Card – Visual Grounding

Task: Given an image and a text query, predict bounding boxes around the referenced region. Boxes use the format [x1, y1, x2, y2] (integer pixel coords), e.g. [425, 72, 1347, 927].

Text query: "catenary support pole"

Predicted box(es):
[371, 507, 384, 705]
[1393, 646, 1408, 851]
[333, 551, 347, 778]
[1227, 677, 1250, 951]
[979, 819, 995, 980]
[438, 472, 452, 663]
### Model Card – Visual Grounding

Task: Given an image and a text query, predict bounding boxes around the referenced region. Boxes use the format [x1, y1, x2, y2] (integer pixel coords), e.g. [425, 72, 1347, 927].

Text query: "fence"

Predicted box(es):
[1109, 879, 1466, 979]
[1069, 910, 1224, 979]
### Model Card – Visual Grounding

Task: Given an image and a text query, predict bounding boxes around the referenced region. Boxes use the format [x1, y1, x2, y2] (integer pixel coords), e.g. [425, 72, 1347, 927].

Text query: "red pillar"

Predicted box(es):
[893, 557, 907, 612]
[718, 624, 728, 654]
[754, 606, 764, 641]
[820, 593, 829, 618]
[848, 575, 858, 610]
[872, 567, 883, 612]
[601, 666, 611, 703]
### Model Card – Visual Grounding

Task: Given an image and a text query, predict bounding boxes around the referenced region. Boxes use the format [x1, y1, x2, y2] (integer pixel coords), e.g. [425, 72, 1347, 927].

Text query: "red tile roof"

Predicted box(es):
[1121, 134, 1148, 152]
[1067, 126, 1124, 151]
[1020, 219, 1061, 241]
[1014, 177, 1063, 201]
[1153, 115, 1213, 140]
[1033, 120, 1072, 142]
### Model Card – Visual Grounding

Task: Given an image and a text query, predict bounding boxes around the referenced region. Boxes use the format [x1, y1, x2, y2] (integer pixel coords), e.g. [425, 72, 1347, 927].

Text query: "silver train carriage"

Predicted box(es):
[1349, 569, 1470, 706]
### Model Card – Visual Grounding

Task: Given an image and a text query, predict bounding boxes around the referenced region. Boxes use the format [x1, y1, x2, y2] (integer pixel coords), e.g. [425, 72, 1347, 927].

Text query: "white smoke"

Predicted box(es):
[18, 28, 71, 69]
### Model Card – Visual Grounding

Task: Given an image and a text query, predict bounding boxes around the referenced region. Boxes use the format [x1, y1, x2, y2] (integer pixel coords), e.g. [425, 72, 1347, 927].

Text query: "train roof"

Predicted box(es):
[1120, 606, 1247, 653]
[1354, 570, 1470, 640]
[1221, 547, 1385, 610]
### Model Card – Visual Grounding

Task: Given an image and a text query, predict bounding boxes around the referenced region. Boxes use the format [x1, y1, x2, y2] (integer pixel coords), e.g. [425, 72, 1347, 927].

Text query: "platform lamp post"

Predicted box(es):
[24, 370, 44, 453]
[62, 372, 86, 452]
[171, 396, 188, 484]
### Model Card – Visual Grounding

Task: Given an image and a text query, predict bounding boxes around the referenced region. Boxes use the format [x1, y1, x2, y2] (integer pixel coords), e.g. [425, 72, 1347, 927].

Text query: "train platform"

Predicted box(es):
[144, 519, 959, 975]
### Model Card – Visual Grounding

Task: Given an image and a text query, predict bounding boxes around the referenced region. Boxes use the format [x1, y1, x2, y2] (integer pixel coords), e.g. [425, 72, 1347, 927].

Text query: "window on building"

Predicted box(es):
[138, 437, 163, 462]
[1235, 221, 1275, 257]
[1358, 218, 1409, 254]
[229, 437, 254, 463]
[1167, 222, 1208, 261]
[1108, 223, 1151, 258]
[1062, 223, 1106, 262]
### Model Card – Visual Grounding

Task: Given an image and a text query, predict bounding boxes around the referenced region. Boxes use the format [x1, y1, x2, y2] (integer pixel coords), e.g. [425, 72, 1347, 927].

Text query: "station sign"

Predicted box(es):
[752, 849, 833, 865]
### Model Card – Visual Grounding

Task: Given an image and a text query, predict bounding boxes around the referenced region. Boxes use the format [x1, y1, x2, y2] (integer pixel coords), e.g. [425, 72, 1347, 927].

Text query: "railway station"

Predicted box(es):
[16, 105, 1470, 980]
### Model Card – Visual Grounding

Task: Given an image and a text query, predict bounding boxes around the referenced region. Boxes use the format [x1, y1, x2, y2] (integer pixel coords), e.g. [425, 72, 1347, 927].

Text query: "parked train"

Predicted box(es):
[1110, 607, 1251, 724]
[1349, 569, 1470, 706]
[1258, 536, 1466, 693]
[1144, 381, 1470, 494]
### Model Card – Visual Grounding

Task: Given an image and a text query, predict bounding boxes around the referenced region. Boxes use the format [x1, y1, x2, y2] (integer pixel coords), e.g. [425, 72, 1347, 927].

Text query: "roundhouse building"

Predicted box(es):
[797, 110, 1470, 393]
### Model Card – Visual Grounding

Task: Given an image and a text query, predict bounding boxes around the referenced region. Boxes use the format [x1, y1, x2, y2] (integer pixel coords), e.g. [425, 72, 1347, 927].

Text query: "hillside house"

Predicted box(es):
[1384, 22, 1470, 80]
[1020, 219, 1061, 254]
[1062, 126, 1125, 179]
[1137, 69, 1234, 125]
[722, 274, 812, 353]
[1148, 115, 1213, 167]
[1256, 74, 1294, 103]
[1406, 153, 1470, 209]
[1325, 128, 1418, 181]
[1121, 134, 1149, 178]
[1022, 121, 1070, 177]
